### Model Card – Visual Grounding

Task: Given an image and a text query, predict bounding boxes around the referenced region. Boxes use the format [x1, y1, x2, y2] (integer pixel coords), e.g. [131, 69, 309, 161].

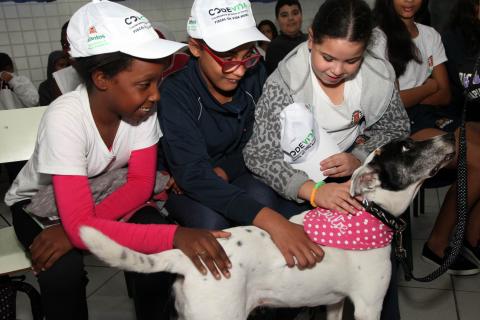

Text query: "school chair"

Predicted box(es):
[0, 106, 47, 320]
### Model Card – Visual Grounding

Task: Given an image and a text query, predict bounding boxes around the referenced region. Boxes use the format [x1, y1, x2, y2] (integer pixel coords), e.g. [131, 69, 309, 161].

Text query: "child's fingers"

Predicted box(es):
[197, 251, 221, 280]
[189, 253, 207, 276]
[210, 230, 231, 238]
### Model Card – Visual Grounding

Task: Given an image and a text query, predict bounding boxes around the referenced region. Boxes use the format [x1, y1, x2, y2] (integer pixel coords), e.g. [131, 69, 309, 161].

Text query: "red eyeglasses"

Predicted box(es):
[200, 42, 261, 73]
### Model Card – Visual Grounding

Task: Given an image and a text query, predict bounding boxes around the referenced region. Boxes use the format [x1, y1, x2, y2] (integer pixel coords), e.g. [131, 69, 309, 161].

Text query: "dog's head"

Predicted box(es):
[350, 133, 456, 216]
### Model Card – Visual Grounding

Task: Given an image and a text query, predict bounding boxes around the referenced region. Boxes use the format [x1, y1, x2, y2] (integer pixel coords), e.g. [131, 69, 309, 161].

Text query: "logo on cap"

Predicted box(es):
[208, 2, 249, 16]
[87, 25, 107, 49]
[288, 129, 316, 162]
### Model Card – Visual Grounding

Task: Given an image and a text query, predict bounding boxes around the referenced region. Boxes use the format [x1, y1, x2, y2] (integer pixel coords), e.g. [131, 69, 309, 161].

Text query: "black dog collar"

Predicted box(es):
[362, 199, 406, 234]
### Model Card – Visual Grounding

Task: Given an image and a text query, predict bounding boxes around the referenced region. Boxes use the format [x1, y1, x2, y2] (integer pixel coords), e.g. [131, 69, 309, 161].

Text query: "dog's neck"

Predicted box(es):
[362, 182, 422, 217]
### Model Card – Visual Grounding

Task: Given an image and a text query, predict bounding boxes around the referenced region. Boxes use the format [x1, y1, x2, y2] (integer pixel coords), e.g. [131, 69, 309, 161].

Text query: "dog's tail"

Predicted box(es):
[80, 226, 190, 275]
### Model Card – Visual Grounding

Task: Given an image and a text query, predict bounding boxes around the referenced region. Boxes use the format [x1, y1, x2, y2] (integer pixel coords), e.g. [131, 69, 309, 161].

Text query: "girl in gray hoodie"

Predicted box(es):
[244, 0, 410, 214]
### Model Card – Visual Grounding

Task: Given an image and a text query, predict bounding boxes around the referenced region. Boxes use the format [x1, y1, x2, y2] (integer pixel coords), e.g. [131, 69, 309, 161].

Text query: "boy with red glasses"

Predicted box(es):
[157, 0, 324, 279]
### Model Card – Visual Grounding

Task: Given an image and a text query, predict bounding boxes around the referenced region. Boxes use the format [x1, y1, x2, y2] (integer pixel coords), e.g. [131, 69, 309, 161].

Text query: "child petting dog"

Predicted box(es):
[243, 0, 410, 318]
[157, 0, 325, 274]
[4, 1, 232, 319]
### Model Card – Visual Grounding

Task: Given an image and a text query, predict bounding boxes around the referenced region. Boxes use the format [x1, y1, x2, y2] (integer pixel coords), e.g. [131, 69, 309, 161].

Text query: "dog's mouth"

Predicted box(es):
[429, 152, 455, 176]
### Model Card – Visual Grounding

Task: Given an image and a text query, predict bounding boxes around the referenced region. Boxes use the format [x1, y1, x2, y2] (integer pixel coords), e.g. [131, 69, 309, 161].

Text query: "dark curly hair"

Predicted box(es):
[72, 52, 134, 91]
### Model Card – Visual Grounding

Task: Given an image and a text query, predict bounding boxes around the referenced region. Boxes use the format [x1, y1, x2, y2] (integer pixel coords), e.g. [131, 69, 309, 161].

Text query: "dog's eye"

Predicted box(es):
[401, 145, 409, 152]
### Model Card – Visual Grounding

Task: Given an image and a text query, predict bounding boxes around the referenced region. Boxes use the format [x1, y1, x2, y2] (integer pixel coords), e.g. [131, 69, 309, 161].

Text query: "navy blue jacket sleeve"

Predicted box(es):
[158, 82, 264, 225]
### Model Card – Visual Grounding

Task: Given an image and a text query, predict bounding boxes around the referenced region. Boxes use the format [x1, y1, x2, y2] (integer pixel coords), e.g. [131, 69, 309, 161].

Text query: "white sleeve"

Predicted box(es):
[8, 74, 39, 107]
[36, 105, 88, 176]
[131, 110, 162, 151]
[430, 28, 448, 67]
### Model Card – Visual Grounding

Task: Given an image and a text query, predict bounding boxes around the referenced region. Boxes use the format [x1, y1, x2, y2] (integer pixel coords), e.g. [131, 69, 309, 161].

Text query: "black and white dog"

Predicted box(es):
[80, 134, 455, 320]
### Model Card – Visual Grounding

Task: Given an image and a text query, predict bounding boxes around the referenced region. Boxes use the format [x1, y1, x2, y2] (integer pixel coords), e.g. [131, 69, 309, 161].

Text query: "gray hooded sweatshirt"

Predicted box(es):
[244, 42, 410, 201]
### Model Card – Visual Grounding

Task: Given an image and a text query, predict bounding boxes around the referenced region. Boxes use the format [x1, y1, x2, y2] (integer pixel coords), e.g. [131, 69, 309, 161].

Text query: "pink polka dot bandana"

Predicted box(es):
[304, 208, 393, 251]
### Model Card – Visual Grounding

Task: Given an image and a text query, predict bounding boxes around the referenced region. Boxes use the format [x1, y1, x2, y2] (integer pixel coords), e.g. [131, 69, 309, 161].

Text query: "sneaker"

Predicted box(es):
[421, 243, 480, 276]
[463, 242, 480, 267]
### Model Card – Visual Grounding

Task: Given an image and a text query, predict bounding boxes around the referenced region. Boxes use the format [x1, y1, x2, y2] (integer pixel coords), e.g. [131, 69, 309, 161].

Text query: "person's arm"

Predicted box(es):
[400, 63, 451, 108]
[351, 88, 411, 161]
[6, 73, 39, 107]
[93, 145, 156, 220]
[54, 175, 177, 251]
[53, 145, 177, 253]
[243, 80, 310, 202]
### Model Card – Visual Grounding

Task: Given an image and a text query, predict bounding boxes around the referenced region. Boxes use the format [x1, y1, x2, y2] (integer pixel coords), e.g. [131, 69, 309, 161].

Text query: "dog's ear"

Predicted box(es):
[350, 165, 380, 196]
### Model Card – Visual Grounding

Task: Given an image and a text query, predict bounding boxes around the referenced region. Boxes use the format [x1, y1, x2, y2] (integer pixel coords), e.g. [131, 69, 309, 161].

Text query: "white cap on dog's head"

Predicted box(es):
[68, 0, 185, 59]
[187, 0, 269, 52]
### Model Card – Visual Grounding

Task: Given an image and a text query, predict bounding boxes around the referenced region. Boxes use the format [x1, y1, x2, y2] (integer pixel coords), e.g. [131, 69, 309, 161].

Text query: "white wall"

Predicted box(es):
[0, 0, 326, 88]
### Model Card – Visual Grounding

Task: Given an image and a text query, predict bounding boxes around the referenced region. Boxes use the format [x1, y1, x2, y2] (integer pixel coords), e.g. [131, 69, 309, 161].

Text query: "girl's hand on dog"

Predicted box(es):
[174, 227, 232, 280]
[253, 208, 324, 269]
[320, 153, 361, 178]
[315, 181, 363, 214]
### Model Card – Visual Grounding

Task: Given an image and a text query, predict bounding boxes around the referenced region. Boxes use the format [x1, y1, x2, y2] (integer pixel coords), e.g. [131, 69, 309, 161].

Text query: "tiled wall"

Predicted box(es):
[0, 0, 381, 89]
[0, 0, 331, 89]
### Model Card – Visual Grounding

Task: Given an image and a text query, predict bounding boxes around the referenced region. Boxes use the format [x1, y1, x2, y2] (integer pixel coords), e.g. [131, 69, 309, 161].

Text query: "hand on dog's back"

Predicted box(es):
[173, 227, 232, 279]
[253, 208, 325, 269]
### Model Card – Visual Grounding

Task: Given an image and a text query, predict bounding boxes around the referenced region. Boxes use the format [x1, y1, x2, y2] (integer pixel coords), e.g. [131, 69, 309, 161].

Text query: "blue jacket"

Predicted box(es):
[158, 58, 267, 224]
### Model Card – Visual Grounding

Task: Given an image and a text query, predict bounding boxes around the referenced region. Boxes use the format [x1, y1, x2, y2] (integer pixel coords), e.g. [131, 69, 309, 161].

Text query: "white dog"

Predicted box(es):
[81, 134, 455, 320]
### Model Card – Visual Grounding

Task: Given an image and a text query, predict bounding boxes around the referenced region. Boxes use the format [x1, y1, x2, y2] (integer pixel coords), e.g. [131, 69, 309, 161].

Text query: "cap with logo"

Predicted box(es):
[187, 0, 269, 52]
[67, 0, 185, 59]
[280, 103, 341, 182]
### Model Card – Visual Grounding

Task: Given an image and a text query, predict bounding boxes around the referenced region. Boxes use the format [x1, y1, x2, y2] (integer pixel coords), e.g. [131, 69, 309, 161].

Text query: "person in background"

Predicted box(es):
[442, 0, 480, 122]
[1, 52, 40, 184]
[153, 23, 190, 78]
[373, 0, 480, 275]
[60, 20, 70, 58]
[53, 20, 82, 95]
[0, 52, 39, 110]
[257, 19, 278, 58]
[265, 0, 307, 74]
[38, 50, 70, 106]
[4, 1, 231, 319]
[158, 0, 324, 276]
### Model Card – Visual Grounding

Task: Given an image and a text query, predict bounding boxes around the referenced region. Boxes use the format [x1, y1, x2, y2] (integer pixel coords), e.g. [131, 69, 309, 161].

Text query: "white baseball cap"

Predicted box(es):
[280, 103, 341, 182]
[67, 0, 186, 59]
[187, 0, 269, 52]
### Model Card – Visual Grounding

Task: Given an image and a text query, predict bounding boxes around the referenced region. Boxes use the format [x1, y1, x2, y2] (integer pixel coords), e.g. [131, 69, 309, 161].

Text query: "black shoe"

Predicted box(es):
[421, 243, 480, 276]
[463, 242, 480, 267]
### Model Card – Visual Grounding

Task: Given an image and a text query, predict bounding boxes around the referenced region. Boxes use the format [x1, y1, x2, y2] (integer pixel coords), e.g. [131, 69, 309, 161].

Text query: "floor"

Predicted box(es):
[1, 167, 479, 320]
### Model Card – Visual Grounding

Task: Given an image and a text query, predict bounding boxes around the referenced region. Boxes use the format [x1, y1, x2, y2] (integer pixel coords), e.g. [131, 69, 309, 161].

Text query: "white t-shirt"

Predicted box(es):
[5, 85, 161, 206]
[371, 24, 447, 90]
[310, 63, 365, 151]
